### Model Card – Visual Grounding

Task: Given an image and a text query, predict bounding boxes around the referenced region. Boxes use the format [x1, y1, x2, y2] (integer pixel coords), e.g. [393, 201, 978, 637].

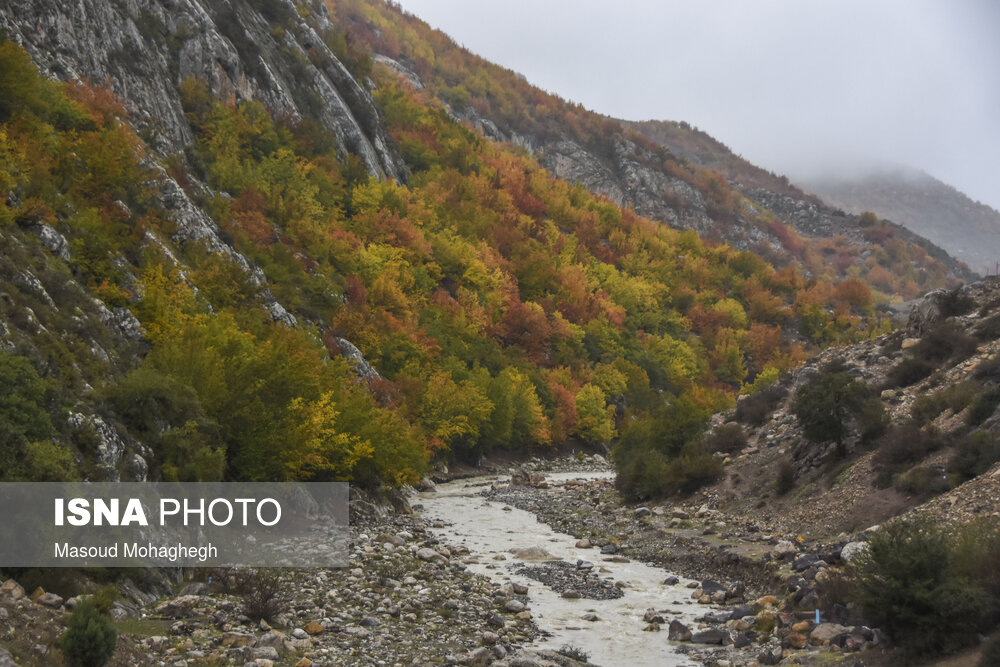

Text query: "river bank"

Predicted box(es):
[2, 458, 885, 666]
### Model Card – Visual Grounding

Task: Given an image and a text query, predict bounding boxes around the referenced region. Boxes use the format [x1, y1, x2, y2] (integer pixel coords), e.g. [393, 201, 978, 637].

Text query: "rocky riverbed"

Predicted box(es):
[1, 460, 888, 666]
[0, 506, 593, 666]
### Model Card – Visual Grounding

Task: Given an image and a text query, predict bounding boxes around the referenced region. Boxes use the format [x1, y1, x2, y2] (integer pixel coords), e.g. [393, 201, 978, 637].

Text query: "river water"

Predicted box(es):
[416, 472, 711, 666]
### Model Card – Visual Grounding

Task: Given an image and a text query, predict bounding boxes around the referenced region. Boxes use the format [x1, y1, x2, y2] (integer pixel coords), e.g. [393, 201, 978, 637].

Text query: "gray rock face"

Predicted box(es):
[0, 0, 407, 182]
[37, 224, 71, 260]
[330, 335, 380, 381]
[67, 412, 129, 481]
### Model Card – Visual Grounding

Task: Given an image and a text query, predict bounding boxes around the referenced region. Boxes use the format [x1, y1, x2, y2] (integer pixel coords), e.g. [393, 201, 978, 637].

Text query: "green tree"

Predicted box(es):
[793, 364, 878, 455]
[574, 383, 615, 443]
[59, 601, 117, 667]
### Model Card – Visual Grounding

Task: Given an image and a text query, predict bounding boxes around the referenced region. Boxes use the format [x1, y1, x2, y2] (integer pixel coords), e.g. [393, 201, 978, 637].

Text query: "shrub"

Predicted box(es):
[59, 601, 117, 667]
[911, 381, 981, 425]
[873, 423, 945, 487]
[973, 314, 1000, 342]
[981, 635, 1000, 667]
[893, 466, 950, 499]
[937, 287, 976, 318]
[949, 431, 1000, 482]
[613, 426, 722, 501]
[912, 322, 979, 365]
[793, 364, 878, 451]
[973, 356, 1000, 383]
[850, 519, 995, 656]
[705, 423, 747, 455]
[774, 459, 795, 496]
[968, 386, 1000, 427]
[239, 569, 287, 622]
[884, 357, 935, 388]
[735, 383, 786, 426]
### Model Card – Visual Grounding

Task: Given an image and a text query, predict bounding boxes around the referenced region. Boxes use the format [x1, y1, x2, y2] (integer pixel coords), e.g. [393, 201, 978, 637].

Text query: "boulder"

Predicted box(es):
[303, 621, 325, 635]
[154, 595, 201, 619]
[691, 628, 728, 644]
[839, 541, 868, 562]
[667, 620, 692, 641]
[810, 622, 851, 645]
[36, 592, 64, 608]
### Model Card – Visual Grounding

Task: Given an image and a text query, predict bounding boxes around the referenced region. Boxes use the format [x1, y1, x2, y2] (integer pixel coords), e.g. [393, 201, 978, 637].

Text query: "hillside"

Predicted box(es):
[0, 1, 998, 664]
[326, 0, 974, 295]
[801, 167, 1000, 276]
[0, 0, 904, 495]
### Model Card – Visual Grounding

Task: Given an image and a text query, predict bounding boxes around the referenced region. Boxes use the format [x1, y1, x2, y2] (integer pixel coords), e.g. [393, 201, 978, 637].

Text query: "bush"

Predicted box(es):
[949, 431, 1000, 482]
[973, 356, 1000, 383]
[981, 635, 1000, 667]
[850, 519, 996, 656]
[793, 364, 879, 451]
[59, 601, 117, 667]
[911, 381, 980, 424]
[968, 386, 1000, 427]
[238, 569, 287, 622]
[705, 423, 747, 455]
[774, 460, 795, 496]
[613, 424, 722, 501]
[873, 424, 945, 486]
[912, 322, 979, 365]
[937, 287, 976, 318]
[893, 466, 951, 499]
[884, 357, 935, 388]
[735, 383, 786, 426]
[972, 314, 1000, 342]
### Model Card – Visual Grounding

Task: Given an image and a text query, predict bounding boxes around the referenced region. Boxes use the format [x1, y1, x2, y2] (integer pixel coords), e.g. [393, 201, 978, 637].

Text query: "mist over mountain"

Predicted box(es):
[800, 166, 1000, 276]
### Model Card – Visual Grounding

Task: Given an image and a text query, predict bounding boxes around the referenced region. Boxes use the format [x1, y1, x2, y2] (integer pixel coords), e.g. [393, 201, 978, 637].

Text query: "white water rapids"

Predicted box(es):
[416, 471, 715, 666]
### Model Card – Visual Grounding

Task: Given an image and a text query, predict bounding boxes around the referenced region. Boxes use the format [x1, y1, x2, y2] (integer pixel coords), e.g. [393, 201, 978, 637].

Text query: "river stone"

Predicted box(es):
[561, 589, 580, 599]
[643, 609, 664, 623]
[810, 622, 851, 644]
[505, 599, 526, 613]
[513, 546, 552, 562]
[253, 646, 280, 660]
[772, 540, 798, 559]
[575, 539, 591, 549]
[303, 621, 325, 635]
[691, 628, 728, 644]
[481, 631, 499, 645]
[634, 507, 652, 517]
[663, 575, 679, 585]
[668, 620, 692, 641]
[416, 547, 441, 562]
[701, 579, 726, 596]
[600, 544, 618, 555]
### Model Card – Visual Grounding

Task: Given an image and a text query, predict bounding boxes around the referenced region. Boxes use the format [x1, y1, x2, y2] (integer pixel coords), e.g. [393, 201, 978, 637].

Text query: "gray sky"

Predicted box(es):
[394, 0, 1000, 211]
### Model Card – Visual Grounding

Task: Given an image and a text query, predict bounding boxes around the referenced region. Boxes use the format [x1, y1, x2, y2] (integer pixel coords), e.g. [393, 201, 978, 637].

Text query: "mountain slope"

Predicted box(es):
[0, 0, 877, 493]
[801, 167, 1000, 276]
[328, 0, 973, 297]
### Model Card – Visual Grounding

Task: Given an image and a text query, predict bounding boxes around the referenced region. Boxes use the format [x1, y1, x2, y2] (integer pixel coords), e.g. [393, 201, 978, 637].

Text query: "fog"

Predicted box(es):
[394, 0, 1000, 211]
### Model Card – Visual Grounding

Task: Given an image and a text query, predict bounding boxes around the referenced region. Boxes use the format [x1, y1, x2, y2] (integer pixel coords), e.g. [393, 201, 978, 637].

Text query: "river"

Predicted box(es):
[416, 472, 712, 666]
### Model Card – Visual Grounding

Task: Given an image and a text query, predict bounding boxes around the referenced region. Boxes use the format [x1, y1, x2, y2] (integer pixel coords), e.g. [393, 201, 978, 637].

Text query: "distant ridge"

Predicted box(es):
[800, 167, 1000, 276]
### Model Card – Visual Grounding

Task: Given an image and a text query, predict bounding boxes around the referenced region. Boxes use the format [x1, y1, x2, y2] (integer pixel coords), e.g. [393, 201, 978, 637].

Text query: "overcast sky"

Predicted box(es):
[394, 0, 1000, 211]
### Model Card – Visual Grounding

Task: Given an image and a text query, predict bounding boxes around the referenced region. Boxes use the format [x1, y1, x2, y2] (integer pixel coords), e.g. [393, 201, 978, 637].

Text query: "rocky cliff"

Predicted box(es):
[0, 0, 406, 182]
